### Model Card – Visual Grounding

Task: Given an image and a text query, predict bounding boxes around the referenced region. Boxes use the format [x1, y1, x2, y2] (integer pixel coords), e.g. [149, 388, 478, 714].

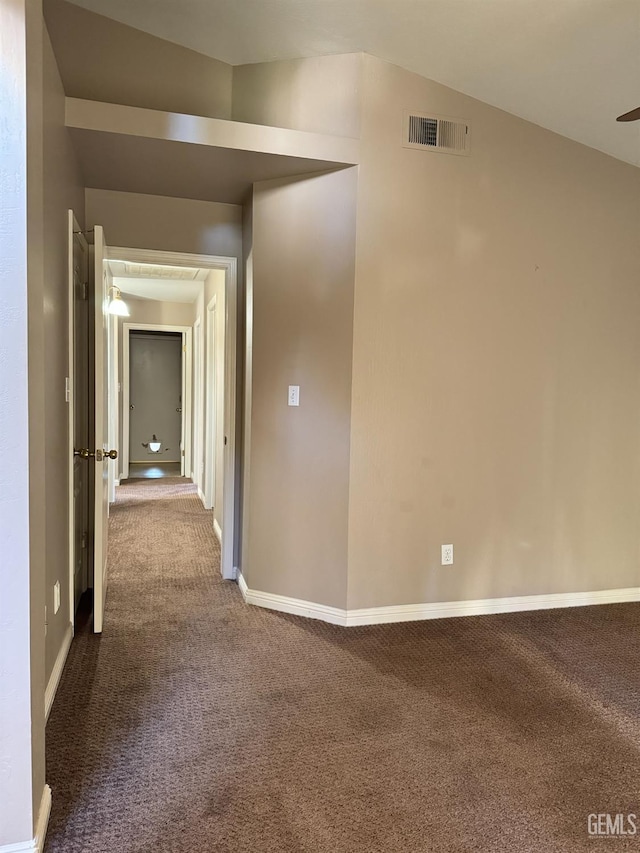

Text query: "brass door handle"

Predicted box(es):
[176, 407, 182, 412]
[73, 448, 118, 460]
[74, 448, 94, 459]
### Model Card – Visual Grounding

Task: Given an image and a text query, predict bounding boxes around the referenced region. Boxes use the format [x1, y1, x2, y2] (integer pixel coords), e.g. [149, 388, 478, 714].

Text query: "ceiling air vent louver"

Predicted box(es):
[404, 112, 470, 156]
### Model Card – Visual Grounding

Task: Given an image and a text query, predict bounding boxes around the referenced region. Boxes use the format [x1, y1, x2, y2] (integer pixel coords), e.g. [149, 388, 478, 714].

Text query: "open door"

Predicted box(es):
[68, 211, 90, 620]
[92, 225, 113, 633]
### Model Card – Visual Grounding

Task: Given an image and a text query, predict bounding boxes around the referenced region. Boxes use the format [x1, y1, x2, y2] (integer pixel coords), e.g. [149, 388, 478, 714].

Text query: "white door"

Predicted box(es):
[107, 267, 118, 505]
[193, 318, 203, 487]
[68, 211, 91, 617]
[92, 225, 112, 633]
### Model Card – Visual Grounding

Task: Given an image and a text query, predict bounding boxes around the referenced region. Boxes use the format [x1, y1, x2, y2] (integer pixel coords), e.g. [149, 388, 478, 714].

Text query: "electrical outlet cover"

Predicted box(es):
[288, 385, 300, 406]
[441, 544, 454, 565]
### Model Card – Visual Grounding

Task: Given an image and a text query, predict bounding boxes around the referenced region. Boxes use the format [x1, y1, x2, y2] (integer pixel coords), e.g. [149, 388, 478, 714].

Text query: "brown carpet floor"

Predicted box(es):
[46, 477, 640, 852]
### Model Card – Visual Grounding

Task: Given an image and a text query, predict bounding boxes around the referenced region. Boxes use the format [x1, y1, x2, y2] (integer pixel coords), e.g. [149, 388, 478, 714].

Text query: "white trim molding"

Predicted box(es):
[213, 518, 222, 545]
[235, 578, 640, 627]
[1, 785, 52, 853]
[237, 573, 346, 626]
[45, 623, 73, 720]
[122, 322, 193, 481]
[238, 571, 249, 599]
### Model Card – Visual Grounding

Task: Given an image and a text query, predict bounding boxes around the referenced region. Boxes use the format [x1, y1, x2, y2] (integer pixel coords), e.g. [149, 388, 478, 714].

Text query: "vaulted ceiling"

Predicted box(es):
[67, 0, 639, 167]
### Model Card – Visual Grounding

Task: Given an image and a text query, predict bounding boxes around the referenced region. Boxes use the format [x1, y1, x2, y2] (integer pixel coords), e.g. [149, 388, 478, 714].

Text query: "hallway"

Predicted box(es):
[45, 476, 228, 851]
[46, 479, 640, 852]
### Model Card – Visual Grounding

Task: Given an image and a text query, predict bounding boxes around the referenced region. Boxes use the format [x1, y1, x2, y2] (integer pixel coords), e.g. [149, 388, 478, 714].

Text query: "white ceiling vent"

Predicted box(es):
[404, 112, 470, 156]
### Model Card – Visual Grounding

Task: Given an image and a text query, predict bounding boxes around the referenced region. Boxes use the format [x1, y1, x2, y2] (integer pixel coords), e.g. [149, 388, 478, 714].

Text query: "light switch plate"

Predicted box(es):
[288, 385, 300, 406]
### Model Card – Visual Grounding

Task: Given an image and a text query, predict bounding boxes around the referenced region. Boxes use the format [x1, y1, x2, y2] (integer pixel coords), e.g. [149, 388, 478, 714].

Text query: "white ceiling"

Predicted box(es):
[110, 260, 206, 304]
[67, 0, 640, 167]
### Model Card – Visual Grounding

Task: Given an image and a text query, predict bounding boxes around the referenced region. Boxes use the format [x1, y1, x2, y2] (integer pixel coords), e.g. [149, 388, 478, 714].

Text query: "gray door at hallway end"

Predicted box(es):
[129, 332, 183, 463]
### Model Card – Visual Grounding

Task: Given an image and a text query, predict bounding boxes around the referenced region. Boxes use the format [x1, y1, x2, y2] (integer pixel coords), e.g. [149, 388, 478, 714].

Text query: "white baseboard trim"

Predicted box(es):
[237, 571, 248, 599]
[34, 785, 51, 853]
[45, 623, 73, 720]
[1, 784, 52, 853]
[114, 478, 120, 487]
[234, 578, 640, 627]
[236, 572, 346, 625]
[346, 586, 640, 626]
[213, 518, 222, 544]
[197, 486, 206, 506]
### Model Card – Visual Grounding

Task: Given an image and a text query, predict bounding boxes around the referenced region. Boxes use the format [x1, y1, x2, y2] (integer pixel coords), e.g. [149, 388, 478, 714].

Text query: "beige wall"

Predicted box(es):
[245, 168, 358, 607]
[43, 24, 85, 683]
[26, 2, 47, 830]
[232, 53, 362, 138]
[124, 296, 197, 329]
[347, 55, 640, 609]
[44, 0, 232, 119]
[85, 189, 242, 259]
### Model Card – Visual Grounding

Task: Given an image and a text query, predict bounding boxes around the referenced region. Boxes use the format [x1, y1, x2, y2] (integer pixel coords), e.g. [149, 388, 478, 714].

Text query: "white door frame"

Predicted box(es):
[192, 316, 204, 495]
[204, 294, 218, 510]
[107, 266, 118, 504]
[109, 247, 238, 581]
[122, 323, 193, 480]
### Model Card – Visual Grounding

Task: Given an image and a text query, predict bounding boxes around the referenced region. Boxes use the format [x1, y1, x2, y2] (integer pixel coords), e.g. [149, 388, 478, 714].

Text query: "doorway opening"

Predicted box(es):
[110, 247, 236, 581]
[122, 324, 193, 481]
[126, 329, 188, 480]
[68, 219, 239, 636]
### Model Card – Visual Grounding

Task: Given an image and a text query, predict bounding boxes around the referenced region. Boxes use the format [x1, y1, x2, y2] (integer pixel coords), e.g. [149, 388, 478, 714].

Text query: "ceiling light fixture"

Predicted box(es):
[108, 285, 130, 316]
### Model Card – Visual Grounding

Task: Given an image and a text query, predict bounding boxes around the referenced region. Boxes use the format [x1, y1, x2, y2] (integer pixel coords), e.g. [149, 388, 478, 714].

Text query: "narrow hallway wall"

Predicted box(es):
[244, 168, 358, 608]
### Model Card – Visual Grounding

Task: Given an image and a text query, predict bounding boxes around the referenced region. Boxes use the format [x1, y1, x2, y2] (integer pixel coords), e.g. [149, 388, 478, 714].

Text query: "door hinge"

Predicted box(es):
[81, 531, 88, 550]
[183, 344, 186, 353]
[82, 281, 88, 300]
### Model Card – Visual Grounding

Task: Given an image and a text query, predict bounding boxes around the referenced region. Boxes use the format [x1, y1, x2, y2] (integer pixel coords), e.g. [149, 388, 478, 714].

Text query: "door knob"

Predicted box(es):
[129, 404, 135, 410]
[74, 448, 117, 461]
[176, 407, 182, 412]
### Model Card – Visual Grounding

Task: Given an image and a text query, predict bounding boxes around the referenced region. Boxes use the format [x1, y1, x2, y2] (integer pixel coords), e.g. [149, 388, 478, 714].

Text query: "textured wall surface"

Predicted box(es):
[232, 53, 362, 138]
[246, 168, 358, 607]
[85, 189, 242, 259]
[42, 25, 85, 685]
[347, 56, 640, 609]
[45, 0, 232, 119]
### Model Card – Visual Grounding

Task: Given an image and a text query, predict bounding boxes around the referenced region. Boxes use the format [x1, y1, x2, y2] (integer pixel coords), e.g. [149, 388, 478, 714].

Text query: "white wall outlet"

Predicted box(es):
[288, 385, 300, 406]
[441, 544, 454, 566]
[53, 580, 61, 614]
